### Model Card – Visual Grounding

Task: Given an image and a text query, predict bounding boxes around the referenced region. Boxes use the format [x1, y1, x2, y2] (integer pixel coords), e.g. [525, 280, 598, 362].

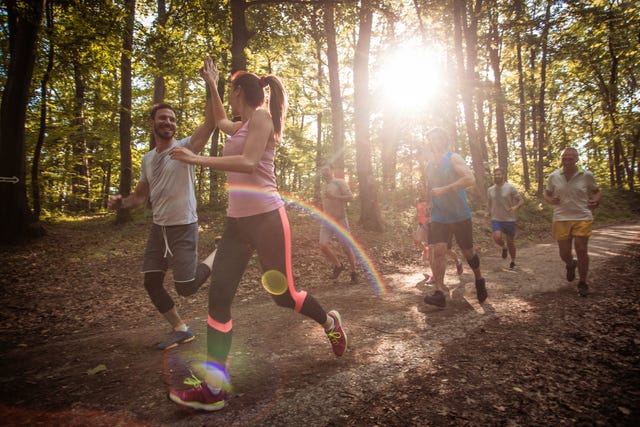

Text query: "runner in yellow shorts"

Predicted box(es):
[544, 147, 601, 297]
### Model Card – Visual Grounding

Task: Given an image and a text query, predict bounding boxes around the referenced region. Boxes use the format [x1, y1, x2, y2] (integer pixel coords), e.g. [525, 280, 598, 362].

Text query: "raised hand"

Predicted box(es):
[200, 56, 219, 86]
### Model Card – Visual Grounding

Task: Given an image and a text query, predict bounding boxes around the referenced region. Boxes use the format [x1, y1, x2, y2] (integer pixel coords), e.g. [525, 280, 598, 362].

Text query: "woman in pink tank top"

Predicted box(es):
[167, 57, 348, 411]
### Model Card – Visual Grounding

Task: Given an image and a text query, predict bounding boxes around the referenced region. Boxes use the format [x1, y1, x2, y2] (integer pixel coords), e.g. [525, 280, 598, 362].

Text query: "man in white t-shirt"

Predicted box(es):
[108, 77, 217, 350]
[544, 147, 601, 297]
[486, 168, 524, 269]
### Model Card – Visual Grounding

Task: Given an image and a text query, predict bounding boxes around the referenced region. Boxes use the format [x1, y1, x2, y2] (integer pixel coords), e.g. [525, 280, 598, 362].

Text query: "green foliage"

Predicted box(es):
[10, 0, 640, 221]
[593, 187, 640, 225]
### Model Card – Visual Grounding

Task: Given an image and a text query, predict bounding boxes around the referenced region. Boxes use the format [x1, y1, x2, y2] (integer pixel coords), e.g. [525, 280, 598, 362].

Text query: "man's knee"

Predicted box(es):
[143, 271, 174, 313]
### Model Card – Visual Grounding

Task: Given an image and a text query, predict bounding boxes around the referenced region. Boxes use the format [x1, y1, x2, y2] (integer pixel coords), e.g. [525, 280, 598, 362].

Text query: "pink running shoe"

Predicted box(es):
[169, 377, 225, 411]
[326, 310, 347, 356]
[426, 275, 436, 284]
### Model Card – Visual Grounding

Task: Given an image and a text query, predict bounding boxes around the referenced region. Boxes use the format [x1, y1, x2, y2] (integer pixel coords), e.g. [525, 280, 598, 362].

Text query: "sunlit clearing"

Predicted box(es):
[376, 42, 445, 112]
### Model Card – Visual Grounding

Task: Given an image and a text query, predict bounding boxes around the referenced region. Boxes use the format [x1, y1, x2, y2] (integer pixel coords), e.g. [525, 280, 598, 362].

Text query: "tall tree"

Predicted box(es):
[488, 1, 508, 175]
[453, 0, 487, 204]
[354, 1, 383, 231]
[115, 0, 135, 224]
[32, 1, 55, 220]
[0, 0, 46, 243]
[69, 59, 91, 212]
[534, 0, 551, 197]
[149, 0, 167, 150]
[323, 0, 346, 175]
[512, 0, 530, 192]
[230, 0, 250, 72]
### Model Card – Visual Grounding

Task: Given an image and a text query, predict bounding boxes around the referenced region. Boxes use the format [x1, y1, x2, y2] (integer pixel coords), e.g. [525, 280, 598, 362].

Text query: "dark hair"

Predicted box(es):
[230, 71, 288, 141]
[150, 103, 175, 120]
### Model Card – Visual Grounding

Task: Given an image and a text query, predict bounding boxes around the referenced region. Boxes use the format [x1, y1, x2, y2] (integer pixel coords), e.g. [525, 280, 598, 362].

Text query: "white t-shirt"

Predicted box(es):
[545, 167, 599, 222]
[487, 182, 520, 222]
[140, 137, 198, 226]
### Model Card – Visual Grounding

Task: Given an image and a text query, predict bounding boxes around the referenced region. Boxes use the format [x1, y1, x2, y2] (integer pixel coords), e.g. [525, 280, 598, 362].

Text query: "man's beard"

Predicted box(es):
[155, 124, 175, 141]
[494, 178, 504, 185]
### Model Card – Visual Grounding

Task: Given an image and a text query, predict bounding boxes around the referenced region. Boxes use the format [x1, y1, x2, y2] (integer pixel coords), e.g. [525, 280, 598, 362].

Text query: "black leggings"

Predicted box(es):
[206, 206, 327, 364]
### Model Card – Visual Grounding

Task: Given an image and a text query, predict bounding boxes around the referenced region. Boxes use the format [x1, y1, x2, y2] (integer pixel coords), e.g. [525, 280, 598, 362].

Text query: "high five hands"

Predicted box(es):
[200, 56, 219, 86]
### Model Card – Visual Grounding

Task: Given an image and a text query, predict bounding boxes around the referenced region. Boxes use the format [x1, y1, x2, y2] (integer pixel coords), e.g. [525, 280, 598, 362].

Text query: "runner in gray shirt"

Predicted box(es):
[486, 168, 524, 269]
[108, 68, 217, 350]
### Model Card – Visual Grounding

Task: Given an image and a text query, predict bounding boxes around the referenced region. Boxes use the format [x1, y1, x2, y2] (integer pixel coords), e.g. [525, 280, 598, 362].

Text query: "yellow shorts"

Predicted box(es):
[552, 220, 592, 240]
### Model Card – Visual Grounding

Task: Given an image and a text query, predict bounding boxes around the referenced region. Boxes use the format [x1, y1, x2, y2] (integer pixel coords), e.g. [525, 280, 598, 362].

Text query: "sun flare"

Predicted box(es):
[376, 41, 446, 112]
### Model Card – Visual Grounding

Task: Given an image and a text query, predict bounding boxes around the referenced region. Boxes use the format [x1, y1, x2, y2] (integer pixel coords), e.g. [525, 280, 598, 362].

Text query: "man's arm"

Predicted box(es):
[107, 180, 149, 210]
[588, 188, 602, 209]
[512, 189, 524, 210]
[543, 188, 559, 205]
[431, 153, 475, 197]
[188, 97, 216, 154]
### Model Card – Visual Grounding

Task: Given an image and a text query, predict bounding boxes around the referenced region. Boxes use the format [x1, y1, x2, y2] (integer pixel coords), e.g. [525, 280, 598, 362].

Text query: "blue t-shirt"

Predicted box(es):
[426, 152, 472, 223]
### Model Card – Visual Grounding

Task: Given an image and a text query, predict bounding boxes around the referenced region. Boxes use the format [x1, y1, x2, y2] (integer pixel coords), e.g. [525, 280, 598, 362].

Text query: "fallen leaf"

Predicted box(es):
[87, 364, 107, 375]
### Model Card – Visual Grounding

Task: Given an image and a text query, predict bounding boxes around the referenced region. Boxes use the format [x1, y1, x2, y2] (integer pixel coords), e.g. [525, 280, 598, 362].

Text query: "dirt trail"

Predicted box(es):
[1, 222, 639, 426]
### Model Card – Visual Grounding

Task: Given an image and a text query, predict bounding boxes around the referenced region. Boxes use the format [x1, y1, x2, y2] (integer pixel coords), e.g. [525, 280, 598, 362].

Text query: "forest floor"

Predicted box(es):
[0, 210, 639, 427]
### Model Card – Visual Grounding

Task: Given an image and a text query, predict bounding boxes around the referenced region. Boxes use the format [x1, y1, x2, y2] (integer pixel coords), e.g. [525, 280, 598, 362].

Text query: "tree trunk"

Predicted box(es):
[535, 1, 551, 197]
[453, 0, 486, 205]
[0, 0, 46, 243]
[116, 0, 135, 224]
[515, 22, 530, 192]
[488, 6, 508, 176]
[323, 0, 346, 176]
[150, 0, 167, 150]
[313, 14, 324, 204]
[354, 2, 383, 232]
[528, 46, 540, 187]
[32, 2, 54, 221]
[230, 0, 250, 73]
[70, 60, 91, 212]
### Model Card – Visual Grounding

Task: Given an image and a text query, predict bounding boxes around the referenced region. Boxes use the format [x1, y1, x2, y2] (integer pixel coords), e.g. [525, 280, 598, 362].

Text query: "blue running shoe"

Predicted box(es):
[158, 328, 194, 350]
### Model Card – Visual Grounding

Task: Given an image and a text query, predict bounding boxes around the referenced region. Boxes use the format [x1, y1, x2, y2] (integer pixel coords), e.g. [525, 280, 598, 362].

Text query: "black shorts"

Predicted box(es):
[429, 219, 473, 250]
[426, 223, 453, 249]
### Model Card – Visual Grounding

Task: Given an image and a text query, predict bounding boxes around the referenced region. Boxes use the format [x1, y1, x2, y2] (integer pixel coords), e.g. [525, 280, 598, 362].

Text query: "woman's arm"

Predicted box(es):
[169, 109, 273, 174]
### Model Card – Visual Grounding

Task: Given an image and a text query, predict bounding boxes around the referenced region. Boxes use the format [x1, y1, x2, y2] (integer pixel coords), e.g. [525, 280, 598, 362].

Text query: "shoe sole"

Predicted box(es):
[160, 335, 195, 351]
[168, 392, 225, 411]
[424, 300, 446, 308]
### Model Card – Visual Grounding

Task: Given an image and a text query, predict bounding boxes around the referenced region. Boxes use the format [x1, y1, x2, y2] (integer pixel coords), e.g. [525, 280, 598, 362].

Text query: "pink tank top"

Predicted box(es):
[223, 121, 284, 218]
